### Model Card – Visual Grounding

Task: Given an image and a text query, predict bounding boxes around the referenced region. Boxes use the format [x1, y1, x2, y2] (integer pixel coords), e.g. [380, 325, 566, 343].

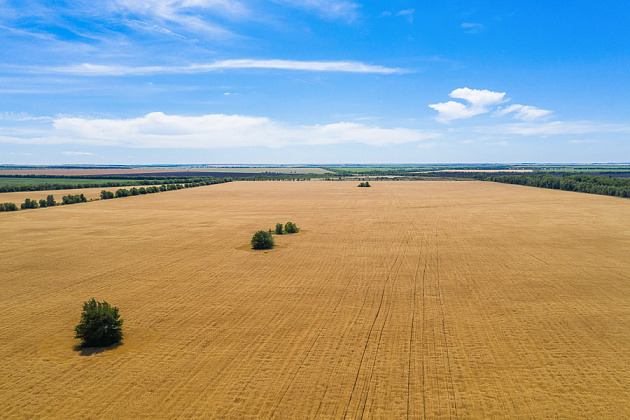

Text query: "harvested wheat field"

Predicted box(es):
[1, 181, 629, 418]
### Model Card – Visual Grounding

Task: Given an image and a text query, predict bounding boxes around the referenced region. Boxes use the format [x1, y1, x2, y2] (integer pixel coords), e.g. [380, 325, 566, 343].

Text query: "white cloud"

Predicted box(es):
[495, 104, 553, 121]
[42, 59, 404, 75]
[472, 121, 630, 136]
[461, 22, 483, 34]
[0, 112, 52, 122]
[112, 0, 249, 37]
[429, 88, 507, 123]
[0, 112, 439, 148]
[62, 151, 94, 155]
[275, 0, 359, 21]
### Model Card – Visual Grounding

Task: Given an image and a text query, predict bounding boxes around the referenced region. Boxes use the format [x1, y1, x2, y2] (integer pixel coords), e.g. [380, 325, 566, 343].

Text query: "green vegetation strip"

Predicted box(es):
[484, 174, 630, 198]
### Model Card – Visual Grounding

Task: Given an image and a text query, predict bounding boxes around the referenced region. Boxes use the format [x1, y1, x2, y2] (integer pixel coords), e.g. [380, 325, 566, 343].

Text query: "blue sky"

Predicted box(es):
[1, 0, 629, 164]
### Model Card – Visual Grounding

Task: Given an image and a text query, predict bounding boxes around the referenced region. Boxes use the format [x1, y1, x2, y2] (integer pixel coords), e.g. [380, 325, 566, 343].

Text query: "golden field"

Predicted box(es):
[0, 181, 628, 418]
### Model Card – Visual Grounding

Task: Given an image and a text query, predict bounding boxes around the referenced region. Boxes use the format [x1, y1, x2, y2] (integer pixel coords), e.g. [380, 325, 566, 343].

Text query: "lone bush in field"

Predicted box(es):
[358, 181, 371, 187]
[251, 230, 274, 249]
[74, 298, 124, 348]
[285, 222, 299, 234]
[275, 223, 283, 234]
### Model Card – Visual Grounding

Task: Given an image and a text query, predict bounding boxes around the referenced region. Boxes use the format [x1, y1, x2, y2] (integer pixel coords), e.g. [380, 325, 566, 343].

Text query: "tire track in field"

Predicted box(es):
[342, 211, 408, 419]
[407, 235, 425, 420]
[359, 230, 415, 419]
[435, 228, 458, 419]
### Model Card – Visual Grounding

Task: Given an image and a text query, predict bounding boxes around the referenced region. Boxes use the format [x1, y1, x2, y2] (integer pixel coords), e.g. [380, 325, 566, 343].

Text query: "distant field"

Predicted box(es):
[0, 177, 138, 187]
[0, 166, 331, 176]
[1, 181, 628, 418]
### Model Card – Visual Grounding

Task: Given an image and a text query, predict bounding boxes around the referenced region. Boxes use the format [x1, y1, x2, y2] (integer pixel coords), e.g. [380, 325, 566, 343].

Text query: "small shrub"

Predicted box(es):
[39, 199, 48, 208]
[46, 194, 56, 206]
[74, 298, 124, 348]
[115, 189, 130, 198]
[275, 223, 283, 234]
[0, 202, 18, 212]
[100, 190, 115, 199]
[251, 230, 274, 249]
[358, 181, 371, 187]
[21, 198, 38, 209]
[285, 221, 299, 234]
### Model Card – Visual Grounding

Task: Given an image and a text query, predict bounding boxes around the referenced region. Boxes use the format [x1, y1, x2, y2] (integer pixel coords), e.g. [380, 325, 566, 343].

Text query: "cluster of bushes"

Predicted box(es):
[357, 181, 371, 187]
[486, 174, 630, 198]
[0, 202, 19, 212]
[62, 194, 87, 204]
[273, 221, 299, 235]
[252, 222, 299, 249]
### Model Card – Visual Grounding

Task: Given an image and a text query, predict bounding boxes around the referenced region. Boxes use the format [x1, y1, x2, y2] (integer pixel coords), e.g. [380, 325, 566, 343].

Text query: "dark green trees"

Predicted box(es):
[358, 181, 371, 187]
[275, 223, 284, 234]
[0, 202, 18, 211]
[21, 198, 38, 209]
[101, 190, 115, 199]
[74, 298, 124, 348]
[284, 222, 299, 233]
[251, 230, 275, 249]
[46, 194, 56, 206]
[62, 194, 87, 204]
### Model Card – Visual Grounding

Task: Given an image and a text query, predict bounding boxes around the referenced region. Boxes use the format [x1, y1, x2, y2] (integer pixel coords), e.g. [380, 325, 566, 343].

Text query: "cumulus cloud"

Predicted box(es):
[43, 59, 404, 75]
[429, 88, 507, 123]
[0, 112, 439, 148]
[495, 104, 553, 121]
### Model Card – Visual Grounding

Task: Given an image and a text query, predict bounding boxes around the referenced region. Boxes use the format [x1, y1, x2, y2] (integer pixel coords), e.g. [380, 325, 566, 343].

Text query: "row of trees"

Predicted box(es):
[486, 174, 630, 198]
[0, 176, 233, 193]
[0, 178, 232, 213]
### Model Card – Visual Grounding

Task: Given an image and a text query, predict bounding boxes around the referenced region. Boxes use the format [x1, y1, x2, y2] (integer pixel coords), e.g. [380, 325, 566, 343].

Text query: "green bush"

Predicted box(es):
[21, 198, 38, 209]
[275, 223, 283, 234]
[46, 194, 56, 206]
[358, 181, 371, 187]
[115, 188, 130, 198]
[0, 202, 18, 211]
[74, 298, 124, 348]
[62, 194, 87, 204]
[285, 221, 299, 234]
[100, 190, 115, 199]
[39, 199, 47, 208]
[251, 230, 274, 249]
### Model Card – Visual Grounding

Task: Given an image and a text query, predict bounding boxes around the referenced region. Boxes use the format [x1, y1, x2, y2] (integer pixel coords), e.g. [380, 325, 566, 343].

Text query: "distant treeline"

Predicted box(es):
[485, 174, 630, 198]
[0, 176, 232, 192]
[0, 178, 231, 212]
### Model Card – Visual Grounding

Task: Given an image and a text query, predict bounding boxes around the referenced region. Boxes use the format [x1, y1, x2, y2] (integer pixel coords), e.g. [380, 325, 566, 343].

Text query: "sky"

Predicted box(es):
[0, 0, 629, 165]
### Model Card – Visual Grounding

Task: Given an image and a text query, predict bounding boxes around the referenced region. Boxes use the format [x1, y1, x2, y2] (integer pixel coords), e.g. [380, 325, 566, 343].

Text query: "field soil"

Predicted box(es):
[1, 181, 628, 418]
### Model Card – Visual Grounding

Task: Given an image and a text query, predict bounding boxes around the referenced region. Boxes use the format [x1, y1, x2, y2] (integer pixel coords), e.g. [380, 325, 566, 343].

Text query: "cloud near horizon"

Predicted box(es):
[34, 59, 404, 76]
[0, 112, 439, 148]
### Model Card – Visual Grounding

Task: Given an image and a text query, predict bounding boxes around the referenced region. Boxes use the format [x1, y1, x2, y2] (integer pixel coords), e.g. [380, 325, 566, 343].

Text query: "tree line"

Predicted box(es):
[0, 178, 232, 212]
[0, 176, 233, 193]
[485, 174, 630, 198]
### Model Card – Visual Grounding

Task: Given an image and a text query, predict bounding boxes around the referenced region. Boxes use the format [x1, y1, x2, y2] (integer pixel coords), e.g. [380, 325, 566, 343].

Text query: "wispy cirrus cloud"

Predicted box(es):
[276, 0, 359, 21]
[461, 22, 484, 34]
[0, 112, 439, 148]
[62, 151, 94, 155]
[28, 59, 405, 75]
[495, 104, 553, 121]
